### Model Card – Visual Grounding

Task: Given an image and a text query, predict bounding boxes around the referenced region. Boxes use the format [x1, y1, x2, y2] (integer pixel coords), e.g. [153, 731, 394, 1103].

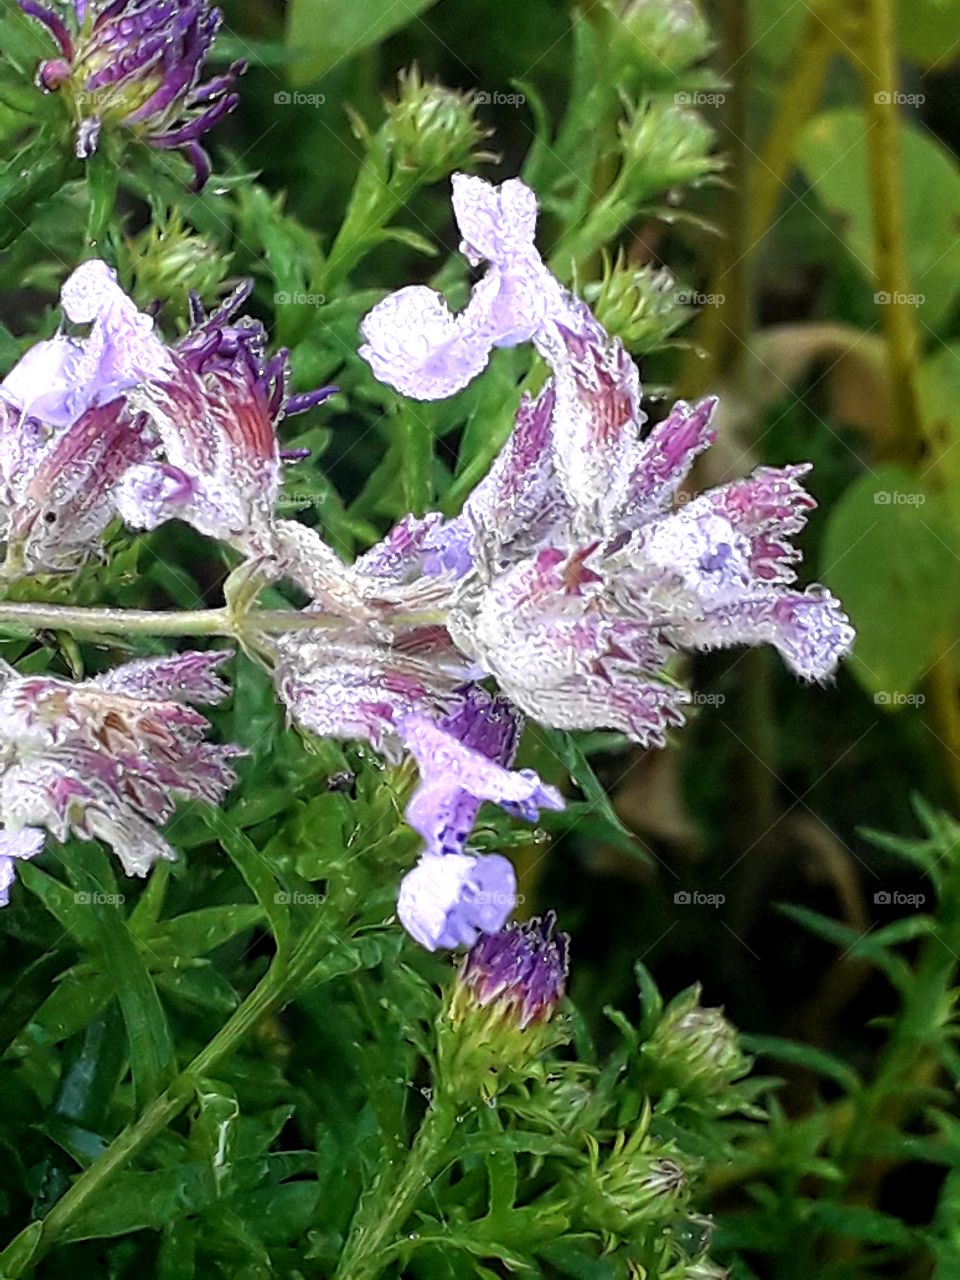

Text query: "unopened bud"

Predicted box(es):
[641, 985, 749, 1099]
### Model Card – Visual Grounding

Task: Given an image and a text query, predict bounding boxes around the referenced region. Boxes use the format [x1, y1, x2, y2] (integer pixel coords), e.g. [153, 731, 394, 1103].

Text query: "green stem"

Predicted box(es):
[0, 603, 446, 640]
[334, 1099, 458, 1280]
[861, 0, 924, 458]
[0, 909, 345, 1274]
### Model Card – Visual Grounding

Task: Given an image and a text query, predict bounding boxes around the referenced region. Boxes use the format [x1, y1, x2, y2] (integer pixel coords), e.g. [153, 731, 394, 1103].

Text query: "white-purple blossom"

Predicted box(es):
[0, 650, 240, 893]
[1, 259, 170, 429]
[397, 850, 517, 951]
[0, 827, 45, 907]
[21, 0, 245, 190]
[359, 174, 572, 400]
[115, 285, 336, 557]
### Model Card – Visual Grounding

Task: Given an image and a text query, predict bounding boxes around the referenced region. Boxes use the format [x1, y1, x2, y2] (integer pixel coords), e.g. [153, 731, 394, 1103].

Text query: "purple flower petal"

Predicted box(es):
[397, 851, 516, 950]
[398, 689, 563, 859]
[0, 827, 45, 908]
[359, 174, 571, 401]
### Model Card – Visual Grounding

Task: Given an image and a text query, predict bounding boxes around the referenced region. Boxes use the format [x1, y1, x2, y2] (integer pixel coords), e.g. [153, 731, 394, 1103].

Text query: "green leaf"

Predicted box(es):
[795, 109, 960, 330]
[285, 0, 442, 84]
[821, 465, 960, 697]
[12, 968, 113, 1052]
[202, 809, 290, 956]
[148, 906, 264, 959]
[740, 1035, 861, 1092]
[806, 1201, 915, 1245]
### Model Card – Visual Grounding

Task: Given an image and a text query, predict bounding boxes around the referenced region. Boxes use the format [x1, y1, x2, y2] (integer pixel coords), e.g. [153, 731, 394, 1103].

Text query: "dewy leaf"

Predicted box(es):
[285, 0, 442, 84]
[821, 465, 960, 698]
[795, 109, 960, 330]
[203, 810, 291, 956]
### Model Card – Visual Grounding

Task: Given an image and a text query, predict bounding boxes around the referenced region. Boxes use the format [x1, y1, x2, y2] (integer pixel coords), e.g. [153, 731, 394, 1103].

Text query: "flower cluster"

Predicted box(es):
[0, 650, 240, 901]
[20, 0, 244, 188]
[0, 175, 853, 956]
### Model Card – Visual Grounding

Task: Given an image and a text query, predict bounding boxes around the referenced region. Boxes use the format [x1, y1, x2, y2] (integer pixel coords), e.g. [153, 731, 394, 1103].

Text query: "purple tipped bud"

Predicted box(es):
[459, 911, 568, 1028]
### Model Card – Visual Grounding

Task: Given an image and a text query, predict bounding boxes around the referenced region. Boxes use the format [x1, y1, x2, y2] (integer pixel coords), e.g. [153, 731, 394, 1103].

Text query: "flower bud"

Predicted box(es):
[616, 0, 713, 79]
[439, 913, 569, 1099]
[379, 69, 489, 185]
[617, 98, 718, 204]
[579, 1127, 689, 1234]
[640, 985, 749, 1100]
[124, 213, 228, 317]
[584, 257, 688, 353]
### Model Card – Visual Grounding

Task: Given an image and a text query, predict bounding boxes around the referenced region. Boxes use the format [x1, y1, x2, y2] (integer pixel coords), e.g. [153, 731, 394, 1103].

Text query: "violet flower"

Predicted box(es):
[459, 911, 568, 1028]
[0, 261, 165, 573]
[21, 0, 244, 190]
[0, 828, 45, 907]
[0, 650, 240, 892]
[395, 686, 563, 950]
[115, 285, 336, 556]
[359, 175, 853, 748]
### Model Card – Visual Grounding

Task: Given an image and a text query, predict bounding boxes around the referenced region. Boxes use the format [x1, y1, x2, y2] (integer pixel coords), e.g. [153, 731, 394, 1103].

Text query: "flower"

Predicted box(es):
[439, 913, 569, 1097]
[21, 0, 245, 189]
[114, 284, 336, 556]
[398, 850, 517, 951]
[0, 650, 240, 891]
[395, 686, 563, 949]
[398, 685, 563, 857]
[0, 828, 45, 907]
[1, 259, 169, 429]
[458, 911, 568, 1028]
[0, 260, 165, 573]
[640, 985, 749, 1099]
[359, 173, 572, 399]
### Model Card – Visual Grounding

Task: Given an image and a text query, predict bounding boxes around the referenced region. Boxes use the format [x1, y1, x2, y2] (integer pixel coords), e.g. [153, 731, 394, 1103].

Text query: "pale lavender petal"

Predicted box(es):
[535, 303, 645, 536]
[354, 512, 474, 583]
[397, 851, 516, 950]
[0, 827, 45, 907]
[398, 696, 563, 858]
[359, 174, 570, 401]
[671, 588, 855, 681]
[91, 650, 233, 703]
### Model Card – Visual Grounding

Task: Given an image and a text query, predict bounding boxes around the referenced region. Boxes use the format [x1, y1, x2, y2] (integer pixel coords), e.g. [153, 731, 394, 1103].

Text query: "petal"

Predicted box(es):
[359, 284, 495, 401]
[623, 395, 718, 520]
[452, 173, 539, 264]
[91, 650, 233, 704]
[671, 587, 855, 681]
[535, 304, 646, 535]
[398, 700, 563, 858]
[0, 826, 46, 907]
[397, 851, 516, 950]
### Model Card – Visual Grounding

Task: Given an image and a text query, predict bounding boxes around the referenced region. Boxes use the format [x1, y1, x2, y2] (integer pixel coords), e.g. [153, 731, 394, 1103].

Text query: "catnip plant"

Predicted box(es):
[1, 1, 926, 1277]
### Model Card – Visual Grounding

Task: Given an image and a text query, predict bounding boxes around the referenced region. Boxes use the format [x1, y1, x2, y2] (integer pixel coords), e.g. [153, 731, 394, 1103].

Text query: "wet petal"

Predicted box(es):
[397, 851, 516, 950]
